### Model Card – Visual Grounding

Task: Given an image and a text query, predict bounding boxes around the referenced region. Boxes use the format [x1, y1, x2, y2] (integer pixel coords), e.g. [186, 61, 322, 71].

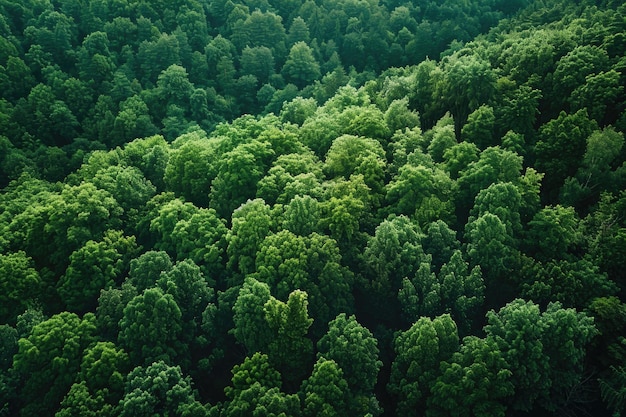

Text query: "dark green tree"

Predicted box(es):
[0, 251, 41, 324]
[12, 312, 97, 417]
[388, 314, 459, 417]
[427, 336, 513, 417]
[231, 277, 273, 354]
[226, 198, 274, 284]
[118, 287, 186, 366]
[282, 41, 321, 89]
[57, 230, 139, 313]
[127, 250, 173, 292]
[264, 289, 314, 389]
[485, 299, 597, 412]
[438, 54, 497, 138]
[535, 109, 598, 199]
[317, 313, 382, 415]
[57, 341, 130, 417]
[300, 357, 349, 417]
[118, 361, 207, 417]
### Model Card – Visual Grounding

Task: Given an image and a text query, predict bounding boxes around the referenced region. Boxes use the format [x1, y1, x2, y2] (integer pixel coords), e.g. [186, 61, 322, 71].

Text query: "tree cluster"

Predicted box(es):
[1, 0, 626, 416]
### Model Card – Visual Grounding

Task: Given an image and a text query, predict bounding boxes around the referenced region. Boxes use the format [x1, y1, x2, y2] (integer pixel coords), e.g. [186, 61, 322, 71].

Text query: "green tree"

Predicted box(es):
[254, 230, 354, 335]
[13, 312, 97, 417]
[524, 205, 582, 261]
[282, 194, 321, 236]
[535, 110, 598, 199]
[57, 230, 139, 313]
[282, 41, 321, 89]
[384, 97, 421, 133]
[422, 220, 461, 272]
[118, 361, 206, 417]
[386, 159, 455, 225]
[240, 46, 275, 85]
[362, 215, 426, 318]
[156, 64, 194, 110]
[561, 127, 625, 209]
[209, 140, 275, 218]
[231, 277, 273, 354]
[461, 104, 495, 149]
[9, 181, 124, 274]
[157, 259, 214, 331]
[164, 133, 219, 207]
[91, 166, 157, 228]
[227, 351, 281, 393]
[118, 287, 186, 366]
[317, 313, 382, 415]
[439, 54, 497, 138]
[570, 69, 622, 123]
[442, 141, 480, 179]
[226, 198, 274, 284]
[323, 134, 386, 202]
[485, 299, 597, 411]
[520, 257, 617, 309]
[257, 151, 323, 205]
[280, 97, 318, 126]
[127, 250, 173, 292]
[469, 181, 523, 238]
[300, 357, 349, 417]
[57, 341, 130, 417]
[0, 251, 41, 324]
[168, 207, 228, 282]
[95, 282, 138, 341]
[137, 33, 182, 83]
[264, 289, 314, 389]
[388, 314, 459, 417]
[456, 146, 523, 219]
[437, 250, 485, 333]
[427, 336, 513, 417]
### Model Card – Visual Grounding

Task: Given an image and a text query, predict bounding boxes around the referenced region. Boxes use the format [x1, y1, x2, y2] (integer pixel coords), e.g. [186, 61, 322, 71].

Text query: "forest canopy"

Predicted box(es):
[1, 0, 626, 416]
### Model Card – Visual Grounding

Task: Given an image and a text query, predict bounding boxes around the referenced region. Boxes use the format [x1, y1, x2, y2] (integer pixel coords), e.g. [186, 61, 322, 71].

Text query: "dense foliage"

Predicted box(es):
[1, 0, 626, 416]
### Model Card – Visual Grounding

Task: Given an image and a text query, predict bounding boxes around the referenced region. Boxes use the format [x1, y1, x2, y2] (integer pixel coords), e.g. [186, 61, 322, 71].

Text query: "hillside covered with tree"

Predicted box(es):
[1, 0, 626, 416]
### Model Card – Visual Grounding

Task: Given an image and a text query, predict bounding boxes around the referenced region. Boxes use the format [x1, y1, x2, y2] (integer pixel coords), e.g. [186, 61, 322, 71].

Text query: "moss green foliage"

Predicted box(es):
[1, 0, 625, 416]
